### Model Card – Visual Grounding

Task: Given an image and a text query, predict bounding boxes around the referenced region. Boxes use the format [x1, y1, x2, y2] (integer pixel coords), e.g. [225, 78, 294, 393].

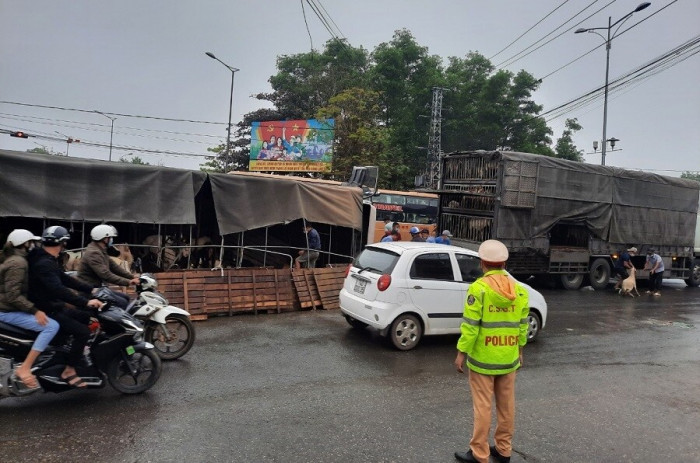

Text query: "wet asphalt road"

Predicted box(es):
[1, 280, 699, 463]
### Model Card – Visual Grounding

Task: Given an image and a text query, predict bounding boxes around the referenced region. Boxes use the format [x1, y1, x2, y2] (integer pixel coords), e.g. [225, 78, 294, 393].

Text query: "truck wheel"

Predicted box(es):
[560, 274, 584, 290]
[685, 258, 700, 287]
[589, 258, 611, 290]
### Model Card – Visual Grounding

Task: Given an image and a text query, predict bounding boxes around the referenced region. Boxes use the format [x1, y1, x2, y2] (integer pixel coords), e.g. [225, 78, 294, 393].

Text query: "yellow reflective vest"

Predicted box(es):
[456, 269, 529, 375]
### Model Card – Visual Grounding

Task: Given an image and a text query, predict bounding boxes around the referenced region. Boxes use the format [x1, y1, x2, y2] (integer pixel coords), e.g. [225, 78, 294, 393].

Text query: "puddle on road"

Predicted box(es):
[643, 319, 695, 329]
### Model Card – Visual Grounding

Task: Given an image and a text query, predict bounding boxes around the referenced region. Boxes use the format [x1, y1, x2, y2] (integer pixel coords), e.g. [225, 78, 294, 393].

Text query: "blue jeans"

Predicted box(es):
[0, 311, 60, 352]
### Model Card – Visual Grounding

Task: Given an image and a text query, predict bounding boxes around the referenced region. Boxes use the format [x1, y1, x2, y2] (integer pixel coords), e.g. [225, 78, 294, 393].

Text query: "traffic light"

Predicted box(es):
[9, 131, 29, 138]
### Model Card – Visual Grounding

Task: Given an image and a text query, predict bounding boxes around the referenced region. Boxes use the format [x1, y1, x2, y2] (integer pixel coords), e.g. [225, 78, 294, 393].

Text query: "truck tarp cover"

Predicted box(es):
[495, 151, 699, 246]
[209, 172, 364, 235]
[0, 149, 206, 224]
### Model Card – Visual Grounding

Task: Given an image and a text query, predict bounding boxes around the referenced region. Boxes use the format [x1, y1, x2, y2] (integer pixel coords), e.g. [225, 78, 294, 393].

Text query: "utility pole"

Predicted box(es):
[426, 87, 446, 189]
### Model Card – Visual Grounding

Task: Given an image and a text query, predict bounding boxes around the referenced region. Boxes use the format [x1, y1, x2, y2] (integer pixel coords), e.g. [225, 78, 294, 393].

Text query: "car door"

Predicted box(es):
[406, 250, 466, 334]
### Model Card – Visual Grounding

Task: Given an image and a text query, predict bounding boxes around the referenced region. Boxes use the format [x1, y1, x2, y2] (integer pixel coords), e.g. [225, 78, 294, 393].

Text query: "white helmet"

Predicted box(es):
[139, 273, 158, 291]
[6, 229, 41, 247]
[91, 224, 118, 241]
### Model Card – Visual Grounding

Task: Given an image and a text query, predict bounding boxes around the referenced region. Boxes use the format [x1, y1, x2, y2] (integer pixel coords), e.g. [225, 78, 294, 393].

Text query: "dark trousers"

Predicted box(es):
[51, 309, 91, 367]
[649, 272, 663, 292]
[110, 290, 131, 308]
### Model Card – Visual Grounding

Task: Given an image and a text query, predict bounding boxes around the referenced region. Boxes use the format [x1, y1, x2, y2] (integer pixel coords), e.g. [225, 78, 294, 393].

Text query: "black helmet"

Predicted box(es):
[42, 226, 70, 246]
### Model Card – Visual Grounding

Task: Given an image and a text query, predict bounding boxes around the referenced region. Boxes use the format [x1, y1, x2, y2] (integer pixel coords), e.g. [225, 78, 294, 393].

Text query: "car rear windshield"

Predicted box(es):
[354, 247, 400, 275]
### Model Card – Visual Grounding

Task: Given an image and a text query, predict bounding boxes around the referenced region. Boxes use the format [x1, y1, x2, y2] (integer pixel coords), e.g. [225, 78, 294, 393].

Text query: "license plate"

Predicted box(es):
[353, 279, 367, 294]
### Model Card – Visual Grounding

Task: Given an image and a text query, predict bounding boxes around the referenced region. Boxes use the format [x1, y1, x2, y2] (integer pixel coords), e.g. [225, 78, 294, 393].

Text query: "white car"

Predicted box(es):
[339, 242, 548, 350]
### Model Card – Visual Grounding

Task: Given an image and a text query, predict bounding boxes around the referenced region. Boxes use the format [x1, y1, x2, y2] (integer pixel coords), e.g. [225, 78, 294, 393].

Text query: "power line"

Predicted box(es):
[489, 0, 573, 60]
[0, 114, 222, 145]
[0, 123, 212, 158]
[541, 35, 700, 121]
[537, 0, 680, 81]
[0, 112, 223, 138]
[495, 0, 611, 68]
[0, 101, 226, 125]
[300, 0, 314, 50]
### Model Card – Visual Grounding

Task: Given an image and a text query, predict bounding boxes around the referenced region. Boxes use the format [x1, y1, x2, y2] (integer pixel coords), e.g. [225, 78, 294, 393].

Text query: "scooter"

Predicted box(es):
[121, 274, 195, 361]
[0, 289, 162, 399]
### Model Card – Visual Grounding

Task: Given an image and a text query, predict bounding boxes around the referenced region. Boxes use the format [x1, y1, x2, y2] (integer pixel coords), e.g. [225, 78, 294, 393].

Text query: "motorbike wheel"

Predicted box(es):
[107, 349, 161, 394]
[145, 315, 196, 360]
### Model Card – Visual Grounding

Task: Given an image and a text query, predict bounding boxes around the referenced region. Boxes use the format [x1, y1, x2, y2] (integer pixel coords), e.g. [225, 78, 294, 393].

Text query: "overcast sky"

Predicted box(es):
[1, 1, 698, 177]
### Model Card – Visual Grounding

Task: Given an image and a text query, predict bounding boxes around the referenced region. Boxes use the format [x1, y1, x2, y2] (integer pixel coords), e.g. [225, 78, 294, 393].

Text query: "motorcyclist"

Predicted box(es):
[27, 226, 103, 388]
[77, 224, 139, 308]
[0, 229, 60, 389]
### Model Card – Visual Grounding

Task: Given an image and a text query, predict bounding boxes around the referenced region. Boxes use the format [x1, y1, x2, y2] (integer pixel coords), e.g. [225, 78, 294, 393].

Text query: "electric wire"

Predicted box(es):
[489, 0, 573, 60]
[538, 0, 680, 81]
[0, 114, 221, 145]
[0, 112, 223, 138]
[0, 101, 225, 125]
[495, 0, 612, 68]
[541, 35, 700, 121]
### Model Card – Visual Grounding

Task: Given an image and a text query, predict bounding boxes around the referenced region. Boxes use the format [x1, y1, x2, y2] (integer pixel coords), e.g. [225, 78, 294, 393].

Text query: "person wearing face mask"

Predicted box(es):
[28, 226, 103, 388]
[76, 224, 139, 308]
[0, 229, 60, 389]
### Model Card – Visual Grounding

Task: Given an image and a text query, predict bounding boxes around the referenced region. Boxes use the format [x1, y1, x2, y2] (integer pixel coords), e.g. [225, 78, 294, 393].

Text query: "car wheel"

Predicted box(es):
[344, 314, 368, 329]
[560, 274, 584, 290]
[589, 258, 611, 290]
[527, 311, 542, 341]
[388, 314, 422, 351]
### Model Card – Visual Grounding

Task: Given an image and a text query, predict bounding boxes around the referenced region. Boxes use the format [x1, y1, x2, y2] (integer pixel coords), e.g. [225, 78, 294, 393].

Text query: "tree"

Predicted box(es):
[259, 38, 369, 119]
[26, 146, 61, 156]
[119, 155, 150, 165]
[442, 54, 553, 156]
[554, 118, 584, 161]
[681, 171, 700, 183]
[369, 29, 444, 187]
[317, 87, 396, 183]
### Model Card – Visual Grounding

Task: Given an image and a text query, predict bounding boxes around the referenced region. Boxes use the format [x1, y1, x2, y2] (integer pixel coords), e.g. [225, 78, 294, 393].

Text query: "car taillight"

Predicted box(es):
[344, 264, 352, 278]
[377, 274, 391, 291]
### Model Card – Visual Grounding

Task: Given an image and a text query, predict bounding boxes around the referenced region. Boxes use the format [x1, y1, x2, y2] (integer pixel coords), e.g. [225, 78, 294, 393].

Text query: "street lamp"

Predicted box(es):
[575, 2, 651, 166]
[94, 110, 117, 161]
[205, 51, 239, 172]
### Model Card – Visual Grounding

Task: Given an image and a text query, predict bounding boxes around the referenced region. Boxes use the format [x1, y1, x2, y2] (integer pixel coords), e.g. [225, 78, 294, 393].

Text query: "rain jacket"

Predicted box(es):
[457, 269, 529, 375]
[0, 248, 38, 314]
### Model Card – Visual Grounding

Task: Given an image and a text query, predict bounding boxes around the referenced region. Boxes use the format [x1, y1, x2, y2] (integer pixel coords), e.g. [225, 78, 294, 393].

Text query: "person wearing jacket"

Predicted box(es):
[453, 240, 529, 463]
[28, 226, 102, 388]
[0, 230, 60, 389]
[77, 224, 139, 308]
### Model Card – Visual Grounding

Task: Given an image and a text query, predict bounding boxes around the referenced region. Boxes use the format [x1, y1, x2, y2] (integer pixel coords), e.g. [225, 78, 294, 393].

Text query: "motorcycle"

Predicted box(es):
[0, 288, 162, 399]
[119, 274, 195, 361]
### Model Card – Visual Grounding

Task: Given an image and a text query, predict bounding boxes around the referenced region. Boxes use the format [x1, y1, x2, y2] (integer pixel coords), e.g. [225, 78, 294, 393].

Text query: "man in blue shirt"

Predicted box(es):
[613, 247, 637, 290]
[435, 230, 453, 245]
[295, 222, 321, 269]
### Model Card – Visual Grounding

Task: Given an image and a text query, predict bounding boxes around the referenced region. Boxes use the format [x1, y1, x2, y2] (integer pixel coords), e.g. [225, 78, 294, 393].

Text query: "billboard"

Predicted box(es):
[249, 119, 334, 172]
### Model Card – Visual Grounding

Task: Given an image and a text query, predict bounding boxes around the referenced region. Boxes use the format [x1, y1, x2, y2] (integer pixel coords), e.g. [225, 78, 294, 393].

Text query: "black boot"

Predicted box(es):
[489, 445, 510, 463]
[454, 449, 479, 462]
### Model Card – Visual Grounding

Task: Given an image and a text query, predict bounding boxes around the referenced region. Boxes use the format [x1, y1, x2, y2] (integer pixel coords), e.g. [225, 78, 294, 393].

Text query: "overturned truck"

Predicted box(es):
[433, 150, 700, 290]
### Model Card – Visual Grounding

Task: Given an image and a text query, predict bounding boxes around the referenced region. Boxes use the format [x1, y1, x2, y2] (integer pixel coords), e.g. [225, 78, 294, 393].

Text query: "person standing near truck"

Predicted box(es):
[453, 240, 529, 463]
[613, 247, 637, 290]
[644, 249, 664, 296]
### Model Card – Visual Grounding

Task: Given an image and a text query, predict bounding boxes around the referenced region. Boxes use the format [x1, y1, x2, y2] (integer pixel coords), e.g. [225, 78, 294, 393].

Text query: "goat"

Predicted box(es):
[618, 267, 640, 297]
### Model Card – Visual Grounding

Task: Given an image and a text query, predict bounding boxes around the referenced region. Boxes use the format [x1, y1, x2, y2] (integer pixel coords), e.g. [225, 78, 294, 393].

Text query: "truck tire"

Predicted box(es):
[560, 274, 584, 290]
[685, 258, 700, 287]
[589, 258, 611, 290]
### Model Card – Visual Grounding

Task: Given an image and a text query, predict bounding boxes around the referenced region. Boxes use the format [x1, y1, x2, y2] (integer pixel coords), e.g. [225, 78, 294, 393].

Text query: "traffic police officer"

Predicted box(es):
[454, 239, 529, 463]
